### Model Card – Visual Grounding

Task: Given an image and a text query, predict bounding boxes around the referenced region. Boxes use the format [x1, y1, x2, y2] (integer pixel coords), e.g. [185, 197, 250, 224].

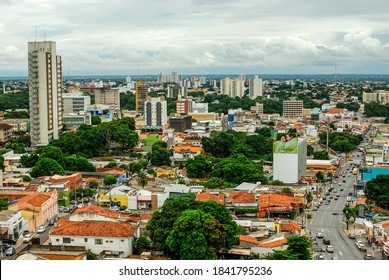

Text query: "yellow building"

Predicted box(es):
[188, 112, 216, 122]
[155, 166, 177, 179]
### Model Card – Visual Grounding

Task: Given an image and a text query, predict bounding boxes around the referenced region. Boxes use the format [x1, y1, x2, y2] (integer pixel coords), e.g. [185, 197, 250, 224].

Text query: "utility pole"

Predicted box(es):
[326, 123, 329, 153]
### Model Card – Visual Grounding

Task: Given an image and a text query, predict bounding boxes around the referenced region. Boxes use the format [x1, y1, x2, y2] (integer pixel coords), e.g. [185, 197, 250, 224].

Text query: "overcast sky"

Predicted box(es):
[1, 0, 389, 76]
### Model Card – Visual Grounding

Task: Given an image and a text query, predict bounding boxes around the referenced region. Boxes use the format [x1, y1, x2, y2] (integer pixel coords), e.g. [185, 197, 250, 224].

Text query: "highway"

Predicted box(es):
[307, 150, 367, 260]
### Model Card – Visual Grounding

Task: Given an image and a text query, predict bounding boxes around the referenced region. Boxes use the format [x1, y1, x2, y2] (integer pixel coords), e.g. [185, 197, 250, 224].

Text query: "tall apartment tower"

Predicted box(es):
[144, 96, 168, 127]
[28, 41, 63, 147]
[135, 81, 149, 113]
[283, 100, 303, 118]
[249, 75, 263, 99]
[93, 87, 120, 118]
[220, 78, 244, 98]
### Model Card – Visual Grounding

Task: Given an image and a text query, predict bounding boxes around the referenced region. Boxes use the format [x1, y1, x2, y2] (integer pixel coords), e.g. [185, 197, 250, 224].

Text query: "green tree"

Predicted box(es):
[307, 145, 314, 156]
[0, 197, 9, 210]
[271, 180, 285, 186]
[205, 177, 225, 189]
[264, 250, 298, 260]
[150, 143, 172, 167]
[265, 235, 311, 260]
[364, 175, 389, 209]
[22, 175, 32, 182]
[313, 150, 329, 160]
[39, 146, 64, 165]
[91, 116, 101, 125]
[30, 158, 65, 178]
[133, 236, 151, 255]
[281, 187, 292, 194]
[20, 153, 39, 168]
[185, 155, 212, 178]
[4, 110, 29, 119]
[166, 209, 227, 260]
[315, 171, 325, 182]
[0, 155, 4, 171]
[103, 174, 117, 187]
[97, 122, 116, 152]
[137, 172, 148, 188]
[86, 249, 98, 260]
[88, 180, 99, 189]
[105, 161, 117, 168]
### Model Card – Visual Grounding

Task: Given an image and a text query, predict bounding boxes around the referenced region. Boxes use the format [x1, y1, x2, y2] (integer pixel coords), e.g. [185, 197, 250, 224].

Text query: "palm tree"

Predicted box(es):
[137, 172, 148, 188]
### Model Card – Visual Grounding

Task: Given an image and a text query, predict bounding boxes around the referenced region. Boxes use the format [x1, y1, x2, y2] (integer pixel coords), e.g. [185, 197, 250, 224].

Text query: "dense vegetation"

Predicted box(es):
[146, 194, 239, 259]
[364, 102, 389, 117]
[365, 175, 389, 209]
[318, 132, 362, 153]
[0, 91, 29, 112]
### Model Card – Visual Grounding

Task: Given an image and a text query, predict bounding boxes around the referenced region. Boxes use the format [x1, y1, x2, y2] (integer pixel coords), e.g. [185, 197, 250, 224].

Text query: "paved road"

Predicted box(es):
[307, 151, 366, 260]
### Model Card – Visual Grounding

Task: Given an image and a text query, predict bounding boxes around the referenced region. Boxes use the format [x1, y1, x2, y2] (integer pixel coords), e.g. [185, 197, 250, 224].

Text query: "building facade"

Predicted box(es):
[144, 96, 168, 127]
[283, 100, 303, 118]
[93, 87, 120, 118]
[249, 75, 263, 99]
[28, 41, 63, 147]
[135, 81, 149, 113]
[62, 92, 91, 114]
[220, 78, 244, 98]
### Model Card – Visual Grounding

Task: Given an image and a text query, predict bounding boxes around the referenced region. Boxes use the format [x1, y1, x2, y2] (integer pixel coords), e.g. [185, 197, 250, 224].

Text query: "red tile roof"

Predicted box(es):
[257, 193, 303, 208]
[258, 237, 287, 248]
[71, 205, 119, 219]
[279, 221, 302, 232]
[239, 235, 259, 245]
[85, 177, 102, 183]
[140, 213, 153, 220]
[50, 220, 137, 238]
[17, 192, 52, 207]
[195, 191, 225, 204]
[229, 192, 256, 204]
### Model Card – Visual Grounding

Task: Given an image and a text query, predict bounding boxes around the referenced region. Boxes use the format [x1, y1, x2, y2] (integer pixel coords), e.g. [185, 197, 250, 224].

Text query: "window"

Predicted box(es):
[63, 238, 71, 243]
[84, 238, 88, 242]
[95, 239, 103, 245]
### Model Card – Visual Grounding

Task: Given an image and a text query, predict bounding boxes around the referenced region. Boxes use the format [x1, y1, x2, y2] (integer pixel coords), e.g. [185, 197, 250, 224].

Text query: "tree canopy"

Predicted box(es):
[30, 158, 65, 178]
[365, 175, 389, 209]
[185, 155, 212, 178]
[264, 235, 311, 260]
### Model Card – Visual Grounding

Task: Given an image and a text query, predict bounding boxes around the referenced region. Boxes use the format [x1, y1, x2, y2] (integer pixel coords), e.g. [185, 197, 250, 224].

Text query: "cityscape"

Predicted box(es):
[0, 39, 389, 263]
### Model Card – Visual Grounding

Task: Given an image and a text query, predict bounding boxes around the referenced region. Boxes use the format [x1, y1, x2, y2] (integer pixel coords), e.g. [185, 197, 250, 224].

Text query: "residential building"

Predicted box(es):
[0, 210, 27, 239]
[378, 90, 389, 105]
[0, 119, 29, 135]
[135, 81, 148, 113]
[50, 220, 137, 257]
[169, 115, 192, 132]
[191, 101, 208, 113]
[0, 123, 13, 145]
[362, 91, 378, 103]
[249, 75, 263, 98]
[195, 191, 225, 205]
[93, 87, 120, 118]
[250, 103, 264, 115]
[7, 190, 58, 232]
[70, 205, 119, 222]
[176, 98, 192, 114]
[49, 173, 83, 191]
[16, 245, 87, 260]
[28, 41, 63, 147]
[144, 96, 168, 127]
[62, 92, 91, 114]
[220, 77, 244, 98]
[283, 100, 303, 118]
[257, 193, 304, 218]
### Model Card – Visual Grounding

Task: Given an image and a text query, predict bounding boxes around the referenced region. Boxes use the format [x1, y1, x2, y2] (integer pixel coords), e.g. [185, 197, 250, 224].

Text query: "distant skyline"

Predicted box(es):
[1, 0, 389, 76]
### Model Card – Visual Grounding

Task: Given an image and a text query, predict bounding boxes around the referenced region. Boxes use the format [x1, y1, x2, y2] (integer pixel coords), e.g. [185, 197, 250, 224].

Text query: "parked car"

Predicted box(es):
[355, 241, 367, 251]
[317, 253, 325, 260]
[37, 226, 46, 233]
[5, 246, 16, 256]
[1, 236, 16, 245]
[48, 220, 55, 226]
[23, 234, 34, 243]
[326, 245, 334, 253]
[348, 233, 356, 239]
[364, 253, 373, 260]
[53, 216, 59, 222]
[331, 256, 339, 260]
[62, 207, 70, 213]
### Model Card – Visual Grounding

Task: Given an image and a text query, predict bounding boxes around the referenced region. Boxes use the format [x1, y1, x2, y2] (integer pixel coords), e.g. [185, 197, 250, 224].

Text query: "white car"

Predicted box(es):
[316, 232, 324, 238]
[326, 245, 334, 253]
[37, 226, 46, 233]
[23, 233, 34, 243]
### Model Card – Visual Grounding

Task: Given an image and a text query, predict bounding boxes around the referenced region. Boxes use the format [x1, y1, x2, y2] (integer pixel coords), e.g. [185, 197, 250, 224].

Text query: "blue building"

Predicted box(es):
[360, 166, 389, 181]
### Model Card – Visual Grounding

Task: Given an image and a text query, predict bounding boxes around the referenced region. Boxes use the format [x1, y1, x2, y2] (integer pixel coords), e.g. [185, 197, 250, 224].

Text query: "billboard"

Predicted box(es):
[273, 131, 298, 154]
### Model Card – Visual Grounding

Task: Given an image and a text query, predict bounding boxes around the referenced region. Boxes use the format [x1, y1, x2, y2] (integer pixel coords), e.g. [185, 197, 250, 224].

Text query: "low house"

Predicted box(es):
[16, 245, 87, 260]
[0, 210, 27, 239]
[227, 192, 257, 216]
[7, 190, 58, 232]
[49, 173, 83, 191]
[195, 191, 225, 205]
[257, 193, 304, 219]
[70, 205, 120, 222]
[50, 220, 138, 258]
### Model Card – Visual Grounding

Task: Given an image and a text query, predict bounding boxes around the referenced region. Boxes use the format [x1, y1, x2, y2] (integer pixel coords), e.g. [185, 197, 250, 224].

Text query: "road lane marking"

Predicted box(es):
[339, 251, 343, 256]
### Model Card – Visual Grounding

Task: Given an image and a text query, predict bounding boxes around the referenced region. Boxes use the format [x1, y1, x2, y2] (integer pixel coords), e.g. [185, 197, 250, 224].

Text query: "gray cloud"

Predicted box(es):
[1, 0, 389, 75]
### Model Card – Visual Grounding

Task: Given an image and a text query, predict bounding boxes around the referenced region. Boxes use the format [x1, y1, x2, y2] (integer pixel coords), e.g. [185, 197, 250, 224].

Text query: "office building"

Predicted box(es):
[169, 115, 192, 132]
[135, 81, 148, 113]
[283, 100, 303, 118]
[362, 92, 378, 103]
[144, 96, 168, 127]
[63, 112, 92, 129]
[273, 136, 307, 183]
[62, 92, 91, 114]
[93, 87, 120, 118]
[249, 75, 263, 98]
[28, 41, 63, 147]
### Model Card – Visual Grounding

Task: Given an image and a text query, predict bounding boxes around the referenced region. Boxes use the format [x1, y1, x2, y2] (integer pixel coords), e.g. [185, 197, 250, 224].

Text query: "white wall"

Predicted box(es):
[273, 153, 299, 183]
[50, 235, 133, 257]
[69, 213, 117, 222]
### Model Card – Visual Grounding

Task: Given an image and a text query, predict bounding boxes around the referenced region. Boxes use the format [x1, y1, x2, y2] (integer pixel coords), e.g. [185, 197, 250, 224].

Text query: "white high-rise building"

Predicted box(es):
[28, 41, 63, 147]
[62, 92, 91, 114]
[249, 75, 263, 99]
[144, 96, 168, 127]
[220, 78, 244, 98]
